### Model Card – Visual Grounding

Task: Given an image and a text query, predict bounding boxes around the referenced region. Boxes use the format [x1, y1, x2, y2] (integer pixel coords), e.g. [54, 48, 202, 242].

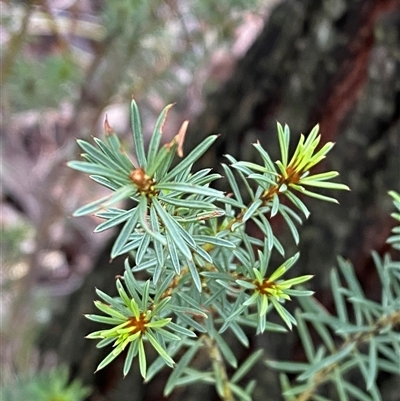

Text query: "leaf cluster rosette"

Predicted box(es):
[68, 100, 226, 289]
[85, 262, 188, 378]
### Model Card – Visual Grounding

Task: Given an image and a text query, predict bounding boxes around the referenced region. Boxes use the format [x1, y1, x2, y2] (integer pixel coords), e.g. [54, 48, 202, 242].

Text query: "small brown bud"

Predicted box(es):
[130, 167, 146, 186]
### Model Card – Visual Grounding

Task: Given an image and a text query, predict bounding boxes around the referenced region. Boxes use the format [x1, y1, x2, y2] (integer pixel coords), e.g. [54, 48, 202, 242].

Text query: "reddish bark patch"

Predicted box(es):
[319, 0, 399, 142]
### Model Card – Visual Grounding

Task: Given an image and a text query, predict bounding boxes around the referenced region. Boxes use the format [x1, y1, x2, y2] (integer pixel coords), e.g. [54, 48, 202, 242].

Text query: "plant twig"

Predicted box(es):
[203, 335, 235, 401]
[296, 310, 400, 401]
[1, 4, 32, 87]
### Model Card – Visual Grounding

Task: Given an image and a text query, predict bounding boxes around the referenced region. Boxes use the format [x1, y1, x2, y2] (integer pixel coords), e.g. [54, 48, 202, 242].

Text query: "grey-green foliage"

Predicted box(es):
[4, 53, 82, 111]
[94, 0, 265, 101]
[1, 365, 90, 401]
[2, 0, 262, 111]
[267, 190, 400, 401]
[67, 100, 398, 401]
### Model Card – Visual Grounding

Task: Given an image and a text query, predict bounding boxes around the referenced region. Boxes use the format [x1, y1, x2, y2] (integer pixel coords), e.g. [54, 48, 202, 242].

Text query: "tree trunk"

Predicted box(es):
[40, 1, 400, 400]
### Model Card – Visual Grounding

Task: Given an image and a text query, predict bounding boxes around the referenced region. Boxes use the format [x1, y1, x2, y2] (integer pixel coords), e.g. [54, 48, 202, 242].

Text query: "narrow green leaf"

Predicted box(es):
[95, 349, 122, 372]
[230, 382, 253, 401]
[231, 349, 264, 383]
[305, 142, 335, 171]
[309, 316, 335, 353]
[301, 171, 339, 181]
[279, 374, 297, 401]
[138, 198, 167, 246]
[259, 294, 269, 316]
[175, 312, 207, 333]
[297, 343, 356, 380]
[225, 155, 255, 200]
[94, 209, 132, 232]
[213, 330, 237, 368]
[188, 259, 202, 292]
[252, 213, 274, 252]
[85, 314, 123, 325]
[284, 289, 314, 298]
[166, 233, 181, 274]
[73, 195, 110, 216]
[123, 341, 138, 377]
[277, 122, 289, 166]
[247, 173, 277, 188]
[271, 298, 295, 330]
[129, 299, 141, 320]
[295, 310, 315, 361]
[269, 253, 299, 282]
[234, 161, 271, 173]
[111, 209, 139, 259]
[236, 279, 256, 290]
[253, 141, 276, 172]
[343, 380, 374, 401]
[158, 195, 217, 210]
[229, 321, 249, 347]
[95, 289, 129, 316]
[93, 300, 127, 320]
[174, 222, 197, 249]
[90, 175, 119, 191]
[168, 322, 196, 338]
[194, 235, 236, 249]
[279, 275, 313, 287]
[101, 185, 136, 208]
[77, 139, 129, 174]
[279, 207, 300, 244]
[163, 135, 218, 182]
[291, 185, 339, 203]
[136, 231, 151, 265]
[367, 338, 377, 390]
[271, 193, 279, 217]
[123, 259, 141, 304]
[242, 199, 263, 222]
[116, 279, 131, 306]
[105, 132, 134, 171]
[147, 330, 176, 368]
[138, 338, 147, 378]
[222, 163, 243, 204]
[164, 340, 202, 395]
[287, 134, 304, 169]
[152, 198, 192, 260]
[337, 257, 364, 296]
[265, 359, 309, 373]
[96, 337, 116, 348]
[150, 205, 164, 283]
[141, 280, 150, 310]
[301, 180, 350, 190]
[68, 161, 129, 182]
[148, 103, 174, 165]
[331, 269, 348, 323]
[93, 136, 135, 172]
[173, 370, 214, 387]
[284, 191, 310, 218]
[146, 341, 184, 382]
[157, 182, 224, 198]
[85, 330, 105, 339]
[131, 99, 146, 167]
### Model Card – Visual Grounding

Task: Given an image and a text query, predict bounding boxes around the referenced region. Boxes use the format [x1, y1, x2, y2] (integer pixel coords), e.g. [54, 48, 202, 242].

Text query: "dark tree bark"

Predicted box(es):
[41, 1, 400, 400]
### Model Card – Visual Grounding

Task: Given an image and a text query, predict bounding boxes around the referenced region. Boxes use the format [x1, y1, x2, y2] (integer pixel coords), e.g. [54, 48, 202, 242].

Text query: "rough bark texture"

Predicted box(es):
[41, 0, 400, 400]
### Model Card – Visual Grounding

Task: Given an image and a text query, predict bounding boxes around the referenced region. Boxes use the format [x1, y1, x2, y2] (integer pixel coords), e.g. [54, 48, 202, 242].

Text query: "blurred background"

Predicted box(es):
[1, 0, 399, 400]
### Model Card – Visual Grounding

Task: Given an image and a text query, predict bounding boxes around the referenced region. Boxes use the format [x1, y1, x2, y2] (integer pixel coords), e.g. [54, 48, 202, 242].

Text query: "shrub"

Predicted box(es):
[68, 101, 399, 400]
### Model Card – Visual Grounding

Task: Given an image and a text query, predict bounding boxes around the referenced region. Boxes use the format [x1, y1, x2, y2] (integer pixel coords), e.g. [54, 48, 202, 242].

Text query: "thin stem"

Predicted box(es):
[296, 310, 400, 401]
[1, 3, 32, 87]
[203, 335, 235, 401]
[223, 170, 290, 232]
